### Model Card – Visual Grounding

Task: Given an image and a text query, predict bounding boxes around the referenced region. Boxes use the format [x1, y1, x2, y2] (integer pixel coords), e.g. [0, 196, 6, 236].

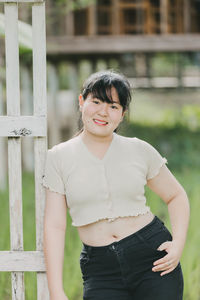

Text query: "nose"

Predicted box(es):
[98, 102, 109, 116]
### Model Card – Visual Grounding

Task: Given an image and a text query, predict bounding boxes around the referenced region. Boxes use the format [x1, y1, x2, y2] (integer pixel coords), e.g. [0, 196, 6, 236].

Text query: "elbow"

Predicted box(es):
[166, 188, 189, 207]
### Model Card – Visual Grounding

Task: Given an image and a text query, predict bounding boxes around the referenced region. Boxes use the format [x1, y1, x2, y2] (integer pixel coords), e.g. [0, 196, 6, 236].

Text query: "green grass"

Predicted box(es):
[0, 168, 199, 300]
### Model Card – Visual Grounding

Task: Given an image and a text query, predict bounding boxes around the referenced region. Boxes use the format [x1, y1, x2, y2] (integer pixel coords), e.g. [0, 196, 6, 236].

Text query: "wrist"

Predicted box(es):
[50, 288, 65, 297]
[172, 237, 185, 250]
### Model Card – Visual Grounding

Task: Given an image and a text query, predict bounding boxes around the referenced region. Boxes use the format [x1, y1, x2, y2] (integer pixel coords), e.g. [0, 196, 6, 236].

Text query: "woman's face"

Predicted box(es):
[79, 87, 126, 137]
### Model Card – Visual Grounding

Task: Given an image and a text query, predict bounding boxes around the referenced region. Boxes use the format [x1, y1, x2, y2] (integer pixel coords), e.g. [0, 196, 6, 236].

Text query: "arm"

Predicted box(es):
[43, 189, 69, 300]
[146, 164, 190, 276]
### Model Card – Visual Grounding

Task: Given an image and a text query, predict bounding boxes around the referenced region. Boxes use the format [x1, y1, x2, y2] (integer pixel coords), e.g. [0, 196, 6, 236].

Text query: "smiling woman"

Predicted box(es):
[76, 70, 131, 141]
[42, 70, 189, 300]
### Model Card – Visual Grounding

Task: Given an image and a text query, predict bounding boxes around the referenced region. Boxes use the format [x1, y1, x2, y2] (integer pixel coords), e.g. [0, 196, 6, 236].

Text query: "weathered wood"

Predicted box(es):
[21, 66, 34, 172]
[160, 0, 168, 34]
[183, 0, 191, 33]
[47, 34, 200, 54]
[0, 80, 7, 190]
[0, 251, 46, 271]
[65, 9, 74, 36]
[4, 3, 25, 300]
[128, 76, 200, 88]
[112, 0, 120, 34]
[32, 3, 49, 300]
[0, 116, 46, 136]
[47, 63, 61, 146]
[88, 3, 97, 36]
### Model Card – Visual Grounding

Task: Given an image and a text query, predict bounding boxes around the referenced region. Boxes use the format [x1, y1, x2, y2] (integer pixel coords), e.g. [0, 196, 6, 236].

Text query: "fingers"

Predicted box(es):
[152, 260, 172, 272]
[152, 255, 178, 275]
[153, 255, 170, 268]
[160, 266, 176, 276]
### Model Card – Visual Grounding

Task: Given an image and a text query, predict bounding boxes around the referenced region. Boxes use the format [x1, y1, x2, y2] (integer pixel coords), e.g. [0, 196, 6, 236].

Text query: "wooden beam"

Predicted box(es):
[47, 34, 200, 55]
[0, 116, 46, 137]
[0, 251, 46, 272]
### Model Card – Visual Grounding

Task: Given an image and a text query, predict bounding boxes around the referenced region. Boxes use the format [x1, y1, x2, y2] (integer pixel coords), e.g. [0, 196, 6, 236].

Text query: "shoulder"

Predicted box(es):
[46, 136, 80, 171]
[116, 133, 148, 149]
[48, 135, 80, 155]
[116, 134, 163, 158]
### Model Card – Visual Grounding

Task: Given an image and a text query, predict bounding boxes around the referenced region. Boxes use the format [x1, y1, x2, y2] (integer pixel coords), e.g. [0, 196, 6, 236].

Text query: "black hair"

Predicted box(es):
[73, 70, 132, 137]
[82, 70, 131, 112]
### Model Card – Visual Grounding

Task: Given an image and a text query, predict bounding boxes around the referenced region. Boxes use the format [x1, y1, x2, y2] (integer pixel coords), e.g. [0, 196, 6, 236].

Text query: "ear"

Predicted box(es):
[79, 94, 84, 111]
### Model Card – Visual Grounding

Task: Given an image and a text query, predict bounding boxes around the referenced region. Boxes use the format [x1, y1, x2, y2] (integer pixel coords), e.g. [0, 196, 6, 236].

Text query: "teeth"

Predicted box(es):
[94, 119, 107, 124]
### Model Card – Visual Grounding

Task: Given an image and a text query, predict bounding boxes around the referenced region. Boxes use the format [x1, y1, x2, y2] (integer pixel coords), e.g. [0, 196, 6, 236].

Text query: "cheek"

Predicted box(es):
[82, 105, 96, 118]
[111, 111, 123, 123]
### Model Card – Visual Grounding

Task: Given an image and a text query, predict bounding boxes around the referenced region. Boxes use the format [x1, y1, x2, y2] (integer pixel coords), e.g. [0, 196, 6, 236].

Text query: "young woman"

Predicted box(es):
[42, 70, 190, 300]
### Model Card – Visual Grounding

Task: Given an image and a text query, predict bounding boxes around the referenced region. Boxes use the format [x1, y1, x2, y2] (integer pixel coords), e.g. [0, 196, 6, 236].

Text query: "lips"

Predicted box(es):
[93, 119, 108, 125]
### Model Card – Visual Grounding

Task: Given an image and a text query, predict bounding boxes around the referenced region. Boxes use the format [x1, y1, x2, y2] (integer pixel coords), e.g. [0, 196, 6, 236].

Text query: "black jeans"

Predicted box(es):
[80, 215, 184, 300]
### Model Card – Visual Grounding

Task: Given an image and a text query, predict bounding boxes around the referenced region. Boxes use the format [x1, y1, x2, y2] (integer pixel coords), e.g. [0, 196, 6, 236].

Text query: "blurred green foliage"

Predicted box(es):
[162, 105, 200, 131]
[119, 118, 200, 171]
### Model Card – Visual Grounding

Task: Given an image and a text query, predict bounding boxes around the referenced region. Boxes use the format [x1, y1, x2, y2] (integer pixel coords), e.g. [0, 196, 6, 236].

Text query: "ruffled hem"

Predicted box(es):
[42, 179, 65, 195]
[72, 208, 151, 227]
[146, 157, 168, 180]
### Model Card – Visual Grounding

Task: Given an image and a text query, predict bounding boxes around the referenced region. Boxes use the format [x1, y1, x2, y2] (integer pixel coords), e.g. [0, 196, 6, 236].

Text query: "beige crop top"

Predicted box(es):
[42, 132, 168, 227]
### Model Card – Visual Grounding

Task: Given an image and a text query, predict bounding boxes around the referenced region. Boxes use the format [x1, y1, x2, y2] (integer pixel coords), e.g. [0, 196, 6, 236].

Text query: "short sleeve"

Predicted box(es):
[42, 148, 65, 195]
[139, 140, 168, 180]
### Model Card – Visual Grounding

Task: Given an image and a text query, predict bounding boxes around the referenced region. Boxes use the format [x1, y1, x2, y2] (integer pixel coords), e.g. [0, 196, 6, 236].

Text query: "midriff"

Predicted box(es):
[77, 211, 154, 247]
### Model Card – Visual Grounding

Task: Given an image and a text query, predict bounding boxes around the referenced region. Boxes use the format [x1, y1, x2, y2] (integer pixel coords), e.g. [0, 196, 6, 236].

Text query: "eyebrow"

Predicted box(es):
[92, 97, 120, 105]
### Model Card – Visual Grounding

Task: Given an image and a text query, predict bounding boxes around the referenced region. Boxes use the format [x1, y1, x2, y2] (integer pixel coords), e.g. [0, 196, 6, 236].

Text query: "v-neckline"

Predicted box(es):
[79, 132, 117, 163]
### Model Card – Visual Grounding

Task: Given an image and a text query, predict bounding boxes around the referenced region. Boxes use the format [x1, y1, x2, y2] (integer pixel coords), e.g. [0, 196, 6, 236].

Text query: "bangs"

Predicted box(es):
[81, 70, 132, 112]
[90, 83, 114, 104]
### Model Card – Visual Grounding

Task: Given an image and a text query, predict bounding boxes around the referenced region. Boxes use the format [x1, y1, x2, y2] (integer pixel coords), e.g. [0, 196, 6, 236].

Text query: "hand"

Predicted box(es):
[152, 240, 183, 276]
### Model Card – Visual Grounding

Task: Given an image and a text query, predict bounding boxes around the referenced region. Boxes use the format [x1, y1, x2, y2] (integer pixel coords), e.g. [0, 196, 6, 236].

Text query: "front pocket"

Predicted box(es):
[138, 226, 172, 254]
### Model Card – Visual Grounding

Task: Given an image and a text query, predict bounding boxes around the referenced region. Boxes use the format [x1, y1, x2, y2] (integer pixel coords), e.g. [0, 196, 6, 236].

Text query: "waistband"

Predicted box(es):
[82, 215, 165, 253]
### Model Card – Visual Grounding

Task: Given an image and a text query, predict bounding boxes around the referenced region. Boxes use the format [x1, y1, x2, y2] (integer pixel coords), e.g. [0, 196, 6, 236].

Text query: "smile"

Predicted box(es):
[93, 119, 108, 126]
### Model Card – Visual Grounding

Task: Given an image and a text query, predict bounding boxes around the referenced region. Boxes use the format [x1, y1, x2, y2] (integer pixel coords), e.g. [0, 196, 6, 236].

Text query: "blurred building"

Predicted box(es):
[46, 0, 200, 56]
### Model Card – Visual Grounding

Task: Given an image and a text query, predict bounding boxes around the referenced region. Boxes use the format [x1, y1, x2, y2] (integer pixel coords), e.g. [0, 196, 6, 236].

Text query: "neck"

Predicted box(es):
[80, 130, 114, 145]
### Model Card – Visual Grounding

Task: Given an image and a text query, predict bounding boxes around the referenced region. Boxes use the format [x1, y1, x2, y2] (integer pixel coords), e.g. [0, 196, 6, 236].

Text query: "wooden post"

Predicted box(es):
[183, 0, 191, 33]
[21, 65, 34, 172]
[4, 3, 25, 300]
[65, 5, 74, 36]
[0, 79, 7, 191]
[88, 3, 97, 36]
[146, 53, 153, 87]
[177, 52, 183, 88]
[67, 61, 79, 136]
[136, 0, 143, 33]
[47, 63, 61, 147]
[32, 2, 49, 299]
[112, 0, 120, 34]
[160, 0, 168, 34]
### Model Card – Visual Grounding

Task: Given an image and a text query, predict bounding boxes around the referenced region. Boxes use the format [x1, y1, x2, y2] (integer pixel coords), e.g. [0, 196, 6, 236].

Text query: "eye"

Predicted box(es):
[92, 100, 100, 104]
[111, 105, 118, 109]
